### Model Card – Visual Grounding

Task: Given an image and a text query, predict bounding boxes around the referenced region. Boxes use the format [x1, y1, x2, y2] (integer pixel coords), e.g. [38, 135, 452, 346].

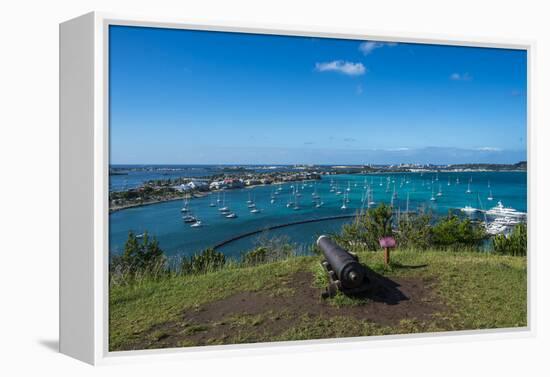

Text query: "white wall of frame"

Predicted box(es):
[2, 0, 550, 375]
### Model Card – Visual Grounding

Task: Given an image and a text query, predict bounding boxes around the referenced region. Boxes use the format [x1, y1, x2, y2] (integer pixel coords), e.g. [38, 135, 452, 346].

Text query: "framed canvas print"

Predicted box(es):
[60, 12, 533, 365]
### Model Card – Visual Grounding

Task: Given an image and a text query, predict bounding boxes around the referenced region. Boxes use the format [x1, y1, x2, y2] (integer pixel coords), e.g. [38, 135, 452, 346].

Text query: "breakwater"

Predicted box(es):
[212, 215, 356, 250]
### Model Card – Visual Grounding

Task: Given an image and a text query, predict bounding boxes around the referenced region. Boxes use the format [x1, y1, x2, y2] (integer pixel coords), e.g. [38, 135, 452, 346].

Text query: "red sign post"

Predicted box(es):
[379, 236, 397, 266]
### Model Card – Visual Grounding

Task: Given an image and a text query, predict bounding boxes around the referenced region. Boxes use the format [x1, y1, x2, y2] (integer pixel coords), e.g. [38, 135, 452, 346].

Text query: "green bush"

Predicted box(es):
[336, 203, 393, 251]
[241, 247, 270, 266]
[109, 231, 166, 284]
[493, 223, 527, 256]
[241, 235, 295, 266]
[180, 248, 226, 274]
[396, 211, 433, 250]
[431, 214, 486, 249]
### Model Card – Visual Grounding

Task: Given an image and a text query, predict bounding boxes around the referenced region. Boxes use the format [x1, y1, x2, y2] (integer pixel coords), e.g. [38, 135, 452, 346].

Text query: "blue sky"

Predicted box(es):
[109, 25, 527, 165]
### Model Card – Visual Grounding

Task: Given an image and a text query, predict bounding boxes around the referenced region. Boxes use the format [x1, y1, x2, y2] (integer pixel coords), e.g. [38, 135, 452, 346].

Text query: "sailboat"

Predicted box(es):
[466, 182, 471, 194]
[209, 194, 216, 207]
[183, 214, 196, 223]
[368, 188, 376, 206]
[430, 188, 436, 201]
[293, 192, 300, 210]
[295, 185, 302, 197]
[246, 191, 253, 205]
[180, 197, 190, 212]
[436, 184, 443, 197]
[488, 189, 494, 201]
[247, 194, 256, 208]
[218, 192, 229, 212]
[340, 193, 347, 209]
[314, 196, 324, 208]
[286, 190, 294, 208]
[346, 181, 351, 192]
[447, 177, 451, 186]
[190, 219, 203, 228]
[183, 199, 196, 222]
[312, 184, 320, 199]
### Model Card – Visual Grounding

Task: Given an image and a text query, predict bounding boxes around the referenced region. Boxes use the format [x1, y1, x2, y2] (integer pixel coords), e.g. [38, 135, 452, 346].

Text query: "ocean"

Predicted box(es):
[109, 170, 527, 260]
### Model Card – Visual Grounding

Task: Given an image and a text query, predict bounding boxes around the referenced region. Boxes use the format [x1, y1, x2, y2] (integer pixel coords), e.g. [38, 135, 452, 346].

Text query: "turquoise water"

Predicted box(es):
[109, 172, 527, 259]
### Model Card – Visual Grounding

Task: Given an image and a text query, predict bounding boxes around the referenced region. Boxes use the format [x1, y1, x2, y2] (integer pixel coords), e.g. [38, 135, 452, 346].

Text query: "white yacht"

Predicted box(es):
[487, 190, 494, 201]
[485, 201, 525, 218]
[460, 205, 477, 213]
[225, 212, 237, 219]
[250, 208, 261, 214]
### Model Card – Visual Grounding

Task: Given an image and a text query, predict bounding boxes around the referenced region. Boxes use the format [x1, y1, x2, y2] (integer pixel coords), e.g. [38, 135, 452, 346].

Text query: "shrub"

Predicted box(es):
[396, 211, 433, 250]
[241, 235, 295, 266]
[109, 231, 166, 284]
[431, 214, 486, 249]
[337, 203, 394, 251]
[180, 248, 226, 274]
[493, 223, 527, 256]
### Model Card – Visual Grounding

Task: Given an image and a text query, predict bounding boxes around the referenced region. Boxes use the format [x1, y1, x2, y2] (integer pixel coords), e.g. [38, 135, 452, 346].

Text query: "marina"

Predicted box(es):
[109, 170, 527, 259]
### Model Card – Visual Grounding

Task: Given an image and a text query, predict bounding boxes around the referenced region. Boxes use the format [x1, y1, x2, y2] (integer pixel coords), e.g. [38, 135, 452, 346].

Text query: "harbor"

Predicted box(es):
[109, 169, 527, 259]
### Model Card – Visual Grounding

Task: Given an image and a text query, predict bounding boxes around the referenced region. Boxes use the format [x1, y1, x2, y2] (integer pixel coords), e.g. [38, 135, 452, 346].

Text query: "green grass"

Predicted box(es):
[109, 250, 527, 351]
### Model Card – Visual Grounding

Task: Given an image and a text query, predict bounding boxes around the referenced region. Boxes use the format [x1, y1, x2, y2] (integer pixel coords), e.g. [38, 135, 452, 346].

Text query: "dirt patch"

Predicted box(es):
[129, 270, 445, 350]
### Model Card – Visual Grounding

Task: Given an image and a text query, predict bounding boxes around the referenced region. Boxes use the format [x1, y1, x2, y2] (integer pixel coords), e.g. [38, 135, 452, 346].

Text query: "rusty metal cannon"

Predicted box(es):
[317, 235, 371, 298]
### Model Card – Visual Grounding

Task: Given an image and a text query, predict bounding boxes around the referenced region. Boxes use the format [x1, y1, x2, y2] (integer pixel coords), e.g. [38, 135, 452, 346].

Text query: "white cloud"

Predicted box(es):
[450, 72, 472, 81]
[358, 41, 398, 55]
[386, 147, 410, 151]
[476, 147, 502, 152]
[315, 60, 366, 76]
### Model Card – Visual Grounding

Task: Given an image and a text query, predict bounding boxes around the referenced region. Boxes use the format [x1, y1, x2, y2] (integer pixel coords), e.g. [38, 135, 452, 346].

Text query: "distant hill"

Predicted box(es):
[447, 161, 527, 171]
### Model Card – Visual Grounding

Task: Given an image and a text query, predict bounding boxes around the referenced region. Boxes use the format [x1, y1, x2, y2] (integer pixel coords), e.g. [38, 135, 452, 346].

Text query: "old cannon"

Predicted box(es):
[317, 235, 371, 298]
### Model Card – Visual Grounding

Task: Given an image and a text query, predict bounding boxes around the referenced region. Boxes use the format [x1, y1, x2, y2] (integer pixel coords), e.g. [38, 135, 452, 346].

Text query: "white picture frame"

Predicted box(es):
[59, 11, 535, 365]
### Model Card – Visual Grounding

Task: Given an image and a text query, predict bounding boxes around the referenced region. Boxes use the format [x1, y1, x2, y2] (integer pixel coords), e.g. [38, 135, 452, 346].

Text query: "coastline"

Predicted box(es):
[109, 192, 208, 213]
[109, 183, 286, 213]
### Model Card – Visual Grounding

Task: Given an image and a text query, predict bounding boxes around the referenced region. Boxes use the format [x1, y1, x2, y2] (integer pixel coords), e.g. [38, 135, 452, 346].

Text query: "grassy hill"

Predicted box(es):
[109, 249, 527, 351]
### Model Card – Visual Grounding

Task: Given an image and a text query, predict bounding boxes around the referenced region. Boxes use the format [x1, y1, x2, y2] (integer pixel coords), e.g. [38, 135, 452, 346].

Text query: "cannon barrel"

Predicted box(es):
[317, 235, 366, 289]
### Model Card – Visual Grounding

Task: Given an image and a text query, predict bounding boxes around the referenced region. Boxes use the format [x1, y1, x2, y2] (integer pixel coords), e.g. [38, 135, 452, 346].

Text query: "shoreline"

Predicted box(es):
[109, 192, 208, 213]
[109, 183, 288, 213]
